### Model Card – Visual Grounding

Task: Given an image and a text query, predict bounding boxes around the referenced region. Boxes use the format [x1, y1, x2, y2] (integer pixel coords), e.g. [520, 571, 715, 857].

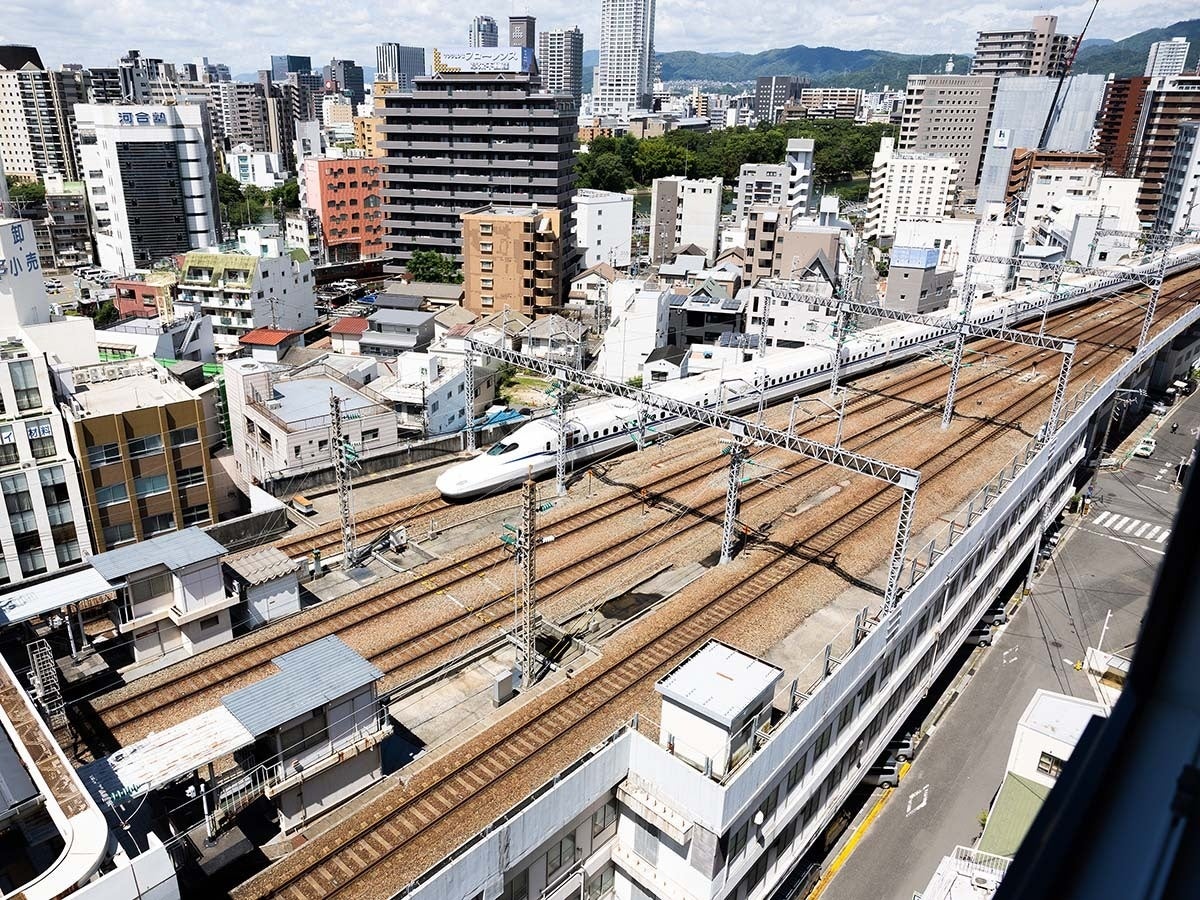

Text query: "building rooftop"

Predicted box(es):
[656, 640, 783, 728]
[328, 316, 370, 336]
[66, 360, 198, 416]
[977, 771, 1052, 859]
[0, 567, 115, 627]
[434, 305, 477, 328]
[224, 545, 299, 587]
[1019, 689, 1106, 745]
[390, 281, 466, 301]
[368, 308, 437, 327]
[574, 262, 620, 284]
[271, 378, 379, 424]
[240, 327, 301, 347]
[221, 636, 382, 738]
[90, 527, 226, 582]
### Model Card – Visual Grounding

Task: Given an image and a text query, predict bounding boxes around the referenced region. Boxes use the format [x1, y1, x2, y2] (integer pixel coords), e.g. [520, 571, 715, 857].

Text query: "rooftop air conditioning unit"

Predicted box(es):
[971, 875, 996, 891]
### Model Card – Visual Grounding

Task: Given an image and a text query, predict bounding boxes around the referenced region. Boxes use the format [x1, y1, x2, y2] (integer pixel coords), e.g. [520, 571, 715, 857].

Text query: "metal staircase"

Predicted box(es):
[26, 640, 65, 728]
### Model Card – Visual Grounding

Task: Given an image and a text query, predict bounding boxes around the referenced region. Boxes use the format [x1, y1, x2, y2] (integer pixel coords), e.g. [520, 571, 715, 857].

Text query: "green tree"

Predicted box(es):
[577, 152, 631, 192]
[407, 250, 463, 284]
[94, 300, 118, 326]
[242, 184, 268, 205]
[269, 178, 300, 209]
[216, 172, 245, 208]
[6, 175, 46, 205]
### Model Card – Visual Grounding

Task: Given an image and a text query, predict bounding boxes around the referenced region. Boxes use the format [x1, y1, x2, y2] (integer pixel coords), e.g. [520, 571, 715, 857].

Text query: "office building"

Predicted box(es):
[864, 137, 959, 241]
[509, 16, 537, 50]
[898, 74, 996, 199]
[225, 143, 286, 190]
[1004, 149, 1106, 206]
[208, 81, 270, 151]
[539, 27, 584, 106]
[324, 58, 365, 107]
[76, 103, 220, 274]
[460, 204, 566, 315]
[1130, 75, 1200, 223]
[975, 74, 1107, 206]
[56, 357, 218, 552]
[378, 62, 578, 272]
[1096, 76, 1151, 177]
[174, 228, 317, 349]
[468, 15, 499, 48]
[971, 15, 1077, 79]
[1154, 121, 1200, 234]
[574, 189, 632, 268]
[375, 44, 425, 91]
[798, 87, 863, 120]
[649, 176, 723, 263]
[300, 156, 384, 263]
[270, 54, 311, 81]
[1145, 37, 1190, 78]
[593, 0, 656, 115]
[755, 75, 805, 123]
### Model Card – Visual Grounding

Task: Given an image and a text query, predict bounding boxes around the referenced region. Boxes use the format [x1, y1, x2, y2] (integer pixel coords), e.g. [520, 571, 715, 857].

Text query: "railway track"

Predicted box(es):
[272, 494, 454, 559]
[235, 272, 1199, 900]
[87, 282, 1193, 748]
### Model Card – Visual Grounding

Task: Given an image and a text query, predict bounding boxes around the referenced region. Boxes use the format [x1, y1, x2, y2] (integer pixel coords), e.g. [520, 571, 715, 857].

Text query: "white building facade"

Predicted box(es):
[1145, 37, 1190, 78]
[1157, 121, 1200, 235]
[574, 189, 633, 268]
[593, 0, 656, 115]
[76, 103, 220, 274]
[650, 176, 723, 264]
[225, 143, 286, 190]
[865, 137, 959, 242]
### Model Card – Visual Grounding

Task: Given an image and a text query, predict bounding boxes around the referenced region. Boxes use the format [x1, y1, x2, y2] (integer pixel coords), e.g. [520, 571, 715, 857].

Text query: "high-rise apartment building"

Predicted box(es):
[300, 157, 384, 263]
[207, 81, 270, 152]
[270, 54, 311, 81]
[864, 137, 959, 241]
[734, 140, 814, 225]
[76, 103, 220, 273]
[593, 0, 656, 115]
[754, 75, 805, 124]
[798, 88, 864, 119]
[649, 176, 723, 263]
[375, 44, 425, 91]
[1156, 121, 1200, 234]
[538, 27, 584, 106]
[117, 49, 176, 102]
[897, 74, 996, 199]
[378, 66, 578, 272]
[1129, 75, 1200, 223]
[970, 15, 1076, 79]
[1145, 37, 1190, 78]
[1095, 76, 1151, 176]
[468, 16, 500, 48]
[0, 47, 81, 181]
[509, 16, 537, 50]
[324, 59, 365, 107]
[461, 204, 566, 315]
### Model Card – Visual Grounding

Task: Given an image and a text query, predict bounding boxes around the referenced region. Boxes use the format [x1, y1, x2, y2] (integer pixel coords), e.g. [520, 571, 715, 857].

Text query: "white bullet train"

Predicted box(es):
[434, 256, 1191, 500]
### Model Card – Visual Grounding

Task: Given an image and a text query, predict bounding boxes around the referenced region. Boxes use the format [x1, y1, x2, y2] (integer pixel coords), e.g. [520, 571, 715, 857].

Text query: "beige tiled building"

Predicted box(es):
[460, 205, 565, 316]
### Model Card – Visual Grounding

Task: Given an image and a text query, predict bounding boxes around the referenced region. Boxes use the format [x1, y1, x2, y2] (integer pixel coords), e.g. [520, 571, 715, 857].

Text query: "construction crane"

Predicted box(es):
[1036, 0, 1100, 150]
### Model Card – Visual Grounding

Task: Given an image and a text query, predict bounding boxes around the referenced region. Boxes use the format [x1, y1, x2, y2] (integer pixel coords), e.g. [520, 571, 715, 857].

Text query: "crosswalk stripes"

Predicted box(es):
[1091, 511, 1170, 544]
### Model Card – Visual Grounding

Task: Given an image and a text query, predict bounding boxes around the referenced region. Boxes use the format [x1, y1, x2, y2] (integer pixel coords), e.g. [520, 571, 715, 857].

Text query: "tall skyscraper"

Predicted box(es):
[270, 54, 312, 81]
[593, 0, 656, 114]
[509, 16, 536, 50]
[375, 44, 426, 91]
[324, 58, 365, 107]
[0, 46, 84, 180]
[754, 75, 806, 124]
[468, 16, 499, 48]
[1145, 37, 1190, 78]
[538, 27, 584, 106]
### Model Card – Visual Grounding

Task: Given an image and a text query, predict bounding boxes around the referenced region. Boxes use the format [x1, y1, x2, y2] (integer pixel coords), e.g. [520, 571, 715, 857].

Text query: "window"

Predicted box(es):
[26, 420, 55, 458]
[198, 614, 222, 632]
[479, 222, 493, 235]
[134, 473, 169, 497]
[10, 360, 41, 411]
[170, 426, 199, 446]
[182, 504, 210, 526]
[361, 428, 379, 442]
[545, 833, 576, 878]
[103, 522, 135, 546]
[279, 708, 328, 758]
[128, 571, 172, 606]
[813, 724, 833, 761]
[480, 242, 493, 253]
[729, 821, 748, 859]
[480, 259, 493, 272]
[88, 442, 121, 466]
[96, 482, 129, 506]
[787, 753, 807, 791]
[177, 467, 205, 487]
[142, 511, 175, 536]
[592, 799, 617, 837]
[500, 871, 528, 900]
[0, 425, 15, 466]
[127, 433, 164, 457]
[1037, 751, 1066, 779]
[584, 867, 614, 900]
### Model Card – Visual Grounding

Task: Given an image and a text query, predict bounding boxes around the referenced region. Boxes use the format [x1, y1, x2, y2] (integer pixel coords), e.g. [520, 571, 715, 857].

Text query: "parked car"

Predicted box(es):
[1135, 438, 1157, 458]
[984, 601, 1009, 626]
[885, 733, 916, 762]
[1151, 403, 1169, 416]
[965, 624, 994, 647]
[863, 761, 903, 790]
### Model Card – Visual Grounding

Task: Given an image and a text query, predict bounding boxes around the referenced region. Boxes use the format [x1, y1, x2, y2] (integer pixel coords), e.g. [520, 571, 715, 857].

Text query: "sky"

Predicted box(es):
[4, 0, 1196, 75]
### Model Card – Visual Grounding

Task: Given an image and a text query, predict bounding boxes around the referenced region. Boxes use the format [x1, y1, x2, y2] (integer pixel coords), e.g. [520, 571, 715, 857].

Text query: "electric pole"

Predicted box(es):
[518, 476, 537, 687]
[330, 389, 357, 566]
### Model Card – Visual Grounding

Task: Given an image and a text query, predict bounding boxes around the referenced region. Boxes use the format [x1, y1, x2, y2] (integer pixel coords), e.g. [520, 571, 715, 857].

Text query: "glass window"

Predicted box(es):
[134, 473, 169, 497]
[141, 511, 175, 536]
[584, 867, 614, 900]
[170, 426, 200, 446]
[1037, 751, 1065, 779]
[26, 419, 55, 458]
[96, 482, 129, 506]
[181, 503, 210, 526]
[10, 360, 42, 411]
[88, 443, 121, 466]
[729, 821, 748, 859]
[592, 799, 617, 837]
[177, 467, 205, 487]
[0, 425, 17, 466]
[103, 521, 135, 546]
[546, 832, 576, 878]
[500, 871, 528, 900]
[787, 753, 807, 792]
[127, 434, 163, 457]
[279, 708, 328, 758]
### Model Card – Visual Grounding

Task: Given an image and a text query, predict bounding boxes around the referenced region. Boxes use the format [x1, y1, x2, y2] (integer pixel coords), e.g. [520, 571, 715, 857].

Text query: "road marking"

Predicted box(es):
[1122, 518, 1141, 534]
[1135, 522, 1151, 537]
[906, 784, 930, 817]
[1094, 511, 1113, 526]
[1111, 516, 1130, 530]
[1140, 485, 1172, 494]
[1100, 532, 1167, 555]
[1156, 530, 1170, 543]
[1146, 526, 1162, 540]
[1002, 647, 1019, 666]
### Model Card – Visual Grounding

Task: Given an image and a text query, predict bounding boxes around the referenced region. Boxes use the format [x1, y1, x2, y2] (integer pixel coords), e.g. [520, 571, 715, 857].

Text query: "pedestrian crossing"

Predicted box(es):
[1092, 511, 1171, 543]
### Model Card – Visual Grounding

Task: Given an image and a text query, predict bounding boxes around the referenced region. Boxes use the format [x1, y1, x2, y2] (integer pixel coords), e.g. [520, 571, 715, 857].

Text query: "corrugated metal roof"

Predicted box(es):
[978, 772, 1052, 858]
[221, 636, 381, 738]
[0, 567, 114, 626]
[224, 546, 299, 586]
[89, 527, 226, 581]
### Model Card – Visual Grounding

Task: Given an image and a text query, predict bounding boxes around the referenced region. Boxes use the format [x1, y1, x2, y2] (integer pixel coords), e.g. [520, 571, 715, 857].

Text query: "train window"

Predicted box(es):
[545, 442, 551, 451]
[487, 442, 518, 456]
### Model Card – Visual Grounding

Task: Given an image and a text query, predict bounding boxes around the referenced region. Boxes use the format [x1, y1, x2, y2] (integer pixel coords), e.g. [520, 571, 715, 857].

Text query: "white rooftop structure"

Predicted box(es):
[1017, 688, 1105, 746]
[0, 568, 114, 627]
[656, 640, 782, 728]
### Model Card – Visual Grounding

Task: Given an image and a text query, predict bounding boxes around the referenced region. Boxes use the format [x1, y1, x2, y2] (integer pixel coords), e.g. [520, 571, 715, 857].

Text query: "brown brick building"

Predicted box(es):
[460, 205, 565, 317]
[1095, 76, 1150, 177]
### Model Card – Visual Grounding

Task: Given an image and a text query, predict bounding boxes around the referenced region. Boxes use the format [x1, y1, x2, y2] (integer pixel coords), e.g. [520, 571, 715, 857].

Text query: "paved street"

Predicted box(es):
[819, 390, 1200, 900]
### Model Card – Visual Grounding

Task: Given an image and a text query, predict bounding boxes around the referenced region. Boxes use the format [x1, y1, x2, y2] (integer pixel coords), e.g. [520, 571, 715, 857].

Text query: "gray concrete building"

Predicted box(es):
[971, 14, 1076, 79]
[898, 75, 996, 201]
[378, 69, 578, 274]
[885, 246, 954, 314]
[755, 75, 805, 123]
[375, 44, 425, 90]
[538, 27, 584, 106]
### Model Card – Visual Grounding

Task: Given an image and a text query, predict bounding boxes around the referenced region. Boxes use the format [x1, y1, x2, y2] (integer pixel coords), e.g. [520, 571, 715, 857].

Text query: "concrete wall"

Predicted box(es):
[276, 745, 380, 834]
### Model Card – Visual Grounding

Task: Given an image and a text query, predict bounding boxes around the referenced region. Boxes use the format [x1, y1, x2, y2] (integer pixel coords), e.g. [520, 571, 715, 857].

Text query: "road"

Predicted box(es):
[819, 390, 1200, 900]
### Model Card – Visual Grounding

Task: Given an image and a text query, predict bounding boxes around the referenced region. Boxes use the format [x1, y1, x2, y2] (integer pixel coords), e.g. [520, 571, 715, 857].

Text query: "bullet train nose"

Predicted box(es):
[435, 467, 474, 500]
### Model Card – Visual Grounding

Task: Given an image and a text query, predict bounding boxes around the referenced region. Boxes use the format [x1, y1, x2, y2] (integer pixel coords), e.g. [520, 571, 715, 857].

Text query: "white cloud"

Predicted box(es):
[4, 0, 1194, 74]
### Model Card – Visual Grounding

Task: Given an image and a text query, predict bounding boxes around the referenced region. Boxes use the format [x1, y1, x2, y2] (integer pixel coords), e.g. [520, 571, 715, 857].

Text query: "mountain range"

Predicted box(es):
[653, 18, 1198, 89]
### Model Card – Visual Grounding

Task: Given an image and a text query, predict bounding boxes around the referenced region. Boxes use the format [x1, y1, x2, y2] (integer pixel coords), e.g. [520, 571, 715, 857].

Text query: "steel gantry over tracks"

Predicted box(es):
[464, 338, 921, 615]
[759, 280, 1079, 436]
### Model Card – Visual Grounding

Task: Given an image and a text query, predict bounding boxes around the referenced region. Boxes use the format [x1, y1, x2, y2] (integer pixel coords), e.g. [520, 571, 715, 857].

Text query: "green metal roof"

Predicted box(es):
[978, 772, 1052, 859]
[181, 251, 258, 288]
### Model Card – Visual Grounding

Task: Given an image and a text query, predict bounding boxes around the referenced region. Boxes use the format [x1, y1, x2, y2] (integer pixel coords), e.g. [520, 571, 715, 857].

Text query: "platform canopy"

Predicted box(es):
[0, 567, 114, 626]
